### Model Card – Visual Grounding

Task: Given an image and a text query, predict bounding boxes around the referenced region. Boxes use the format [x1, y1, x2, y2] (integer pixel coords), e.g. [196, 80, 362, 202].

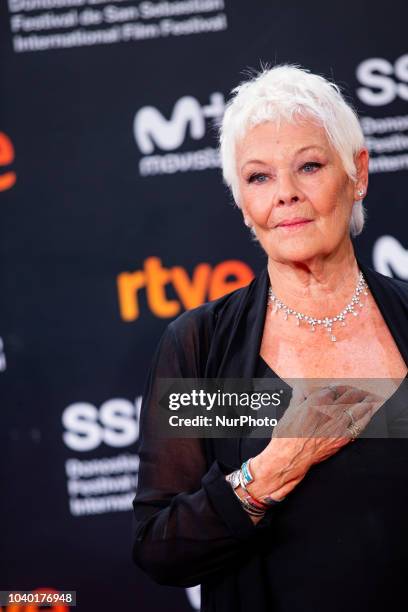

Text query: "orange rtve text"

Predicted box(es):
[0, 132, 16, 192]
[117, 256, 254, 320]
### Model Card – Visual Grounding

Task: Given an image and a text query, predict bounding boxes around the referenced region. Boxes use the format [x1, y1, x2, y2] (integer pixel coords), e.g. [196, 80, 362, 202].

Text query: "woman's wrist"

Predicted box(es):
[226, 467, 268, 516]
[249, 447, 308, 501]
[225, 448, 308, 522]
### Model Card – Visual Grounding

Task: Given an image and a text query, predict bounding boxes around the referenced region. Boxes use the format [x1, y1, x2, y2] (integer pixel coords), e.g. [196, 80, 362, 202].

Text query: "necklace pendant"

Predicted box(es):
[267, 271, 367, 344]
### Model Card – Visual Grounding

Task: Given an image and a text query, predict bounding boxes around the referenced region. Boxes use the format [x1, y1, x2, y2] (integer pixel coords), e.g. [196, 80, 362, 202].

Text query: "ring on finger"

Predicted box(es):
[343, 407, 355, 427]
[347, 422, 361, 441]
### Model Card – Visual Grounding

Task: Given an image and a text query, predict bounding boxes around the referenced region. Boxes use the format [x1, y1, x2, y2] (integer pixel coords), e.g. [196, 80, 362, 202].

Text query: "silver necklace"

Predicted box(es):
[268, 271, 369, 342]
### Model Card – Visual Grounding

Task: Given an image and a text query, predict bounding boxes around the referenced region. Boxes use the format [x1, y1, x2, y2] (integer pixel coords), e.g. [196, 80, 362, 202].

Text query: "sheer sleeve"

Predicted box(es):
[386, 378, 408, 437]
[132, 319, 273, 587]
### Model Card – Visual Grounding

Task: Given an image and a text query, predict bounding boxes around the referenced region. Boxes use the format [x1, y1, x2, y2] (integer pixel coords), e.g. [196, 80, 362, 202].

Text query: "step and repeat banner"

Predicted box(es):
[1, 1, 407, 610]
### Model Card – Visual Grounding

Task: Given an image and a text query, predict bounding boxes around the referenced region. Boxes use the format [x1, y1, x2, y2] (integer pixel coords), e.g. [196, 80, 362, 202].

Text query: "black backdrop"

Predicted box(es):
[1, 1, 407, 611]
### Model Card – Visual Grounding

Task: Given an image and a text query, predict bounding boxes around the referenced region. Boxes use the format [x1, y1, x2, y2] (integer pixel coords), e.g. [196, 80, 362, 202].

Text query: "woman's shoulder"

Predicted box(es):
[152, 268, 268, 376]
[362, 262, 408, 302]
[167, 275, 258, 341]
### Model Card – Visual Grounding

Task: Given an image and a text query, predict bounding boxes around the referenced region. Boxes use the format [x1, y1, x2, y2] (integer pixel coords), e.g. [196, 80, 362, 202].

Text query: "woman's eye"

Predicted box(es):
[301, 162, 322, 173]
[248, 173, 268, 184]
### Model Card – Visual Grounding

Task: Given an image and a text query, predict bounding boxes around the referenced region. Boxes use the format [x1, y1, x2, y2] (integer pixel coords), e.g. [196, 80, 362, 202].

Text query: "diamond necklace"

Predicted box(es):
[268, 271, 369, 342]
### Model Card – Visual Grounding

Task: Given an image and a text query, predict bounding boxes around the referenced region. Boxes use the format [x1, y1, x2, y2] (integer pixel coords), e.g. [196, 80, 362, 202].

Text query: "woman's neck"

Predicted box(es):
[267, 246, 361, 318]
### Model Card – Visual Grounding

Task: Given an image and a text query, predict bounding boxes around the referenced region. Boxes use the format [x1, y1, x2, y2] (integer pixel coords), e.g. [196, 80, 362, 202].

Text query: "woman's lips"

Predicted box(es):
[276, 218, 312, 230]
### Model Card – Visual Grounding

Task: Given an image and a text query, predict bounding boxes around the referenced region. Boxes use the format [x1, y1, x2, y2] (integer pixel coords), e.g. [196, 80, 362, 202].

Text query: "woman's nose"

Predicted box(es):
[275, 172, 301, 205]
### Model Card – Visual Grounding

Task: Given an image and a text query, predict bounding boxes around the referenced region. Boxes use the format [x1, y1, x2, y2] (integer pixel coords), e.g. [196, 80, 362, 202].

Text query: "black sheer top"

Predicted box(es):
[132, 262, 408, 612]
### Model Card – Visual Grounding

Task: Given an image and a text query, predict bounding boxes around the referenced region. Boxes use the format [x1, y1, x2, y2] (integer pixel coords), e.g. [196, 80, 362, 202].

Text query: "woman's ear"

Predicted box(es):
[242, 207, 253, 228]
[354, 148, 369, 199]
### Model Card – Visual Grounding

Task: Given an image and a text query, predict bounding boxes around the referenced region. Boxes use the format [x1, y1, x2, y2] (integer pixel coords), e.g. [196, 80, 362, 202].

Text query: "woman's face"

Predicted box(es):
[235, 119, 368, 264]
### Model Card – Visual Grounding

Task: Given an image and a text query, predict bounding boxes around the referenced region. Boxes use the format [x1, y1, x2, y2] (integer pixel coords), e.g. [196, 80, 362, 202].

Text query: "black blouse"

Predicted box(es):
[132, 259, 408, 612]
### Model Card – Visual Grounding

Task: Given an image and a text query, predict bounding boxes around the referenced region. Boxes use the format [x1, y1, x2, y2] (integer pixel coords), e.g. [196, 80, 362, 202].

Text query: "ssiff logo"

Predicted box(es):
[62, 397, 140, 452]
[133, 93, 225, 176]
[356, 53, 408, 106]
[61, 397, 141, 517]
[356, 53, 408, 174]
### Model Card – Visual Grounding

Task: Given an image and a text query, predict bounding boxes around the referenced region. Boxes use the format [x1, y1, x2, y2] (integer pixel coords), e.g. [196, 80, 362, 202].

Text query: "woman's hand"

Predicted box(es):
[247, 384, 382, 506]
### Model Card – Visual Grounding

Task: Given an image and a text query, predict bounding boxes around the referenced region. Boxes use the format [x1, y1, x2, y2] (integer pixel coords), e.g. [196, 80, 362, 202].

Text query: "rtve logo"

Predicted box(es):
[117, 256, 254, 321]
[356, 53, 408, 106]
[133, 92, 225, 154]
[373, 235, 408, 280]
[0, 132, 16, 192]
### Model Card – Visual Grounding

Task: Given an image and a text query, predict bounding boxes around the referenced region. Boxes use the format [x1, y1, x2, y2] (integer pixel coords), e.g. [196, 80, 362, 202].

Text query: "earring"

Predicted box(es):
[357, 188, 365, 198]
[244, 217, 252, 228]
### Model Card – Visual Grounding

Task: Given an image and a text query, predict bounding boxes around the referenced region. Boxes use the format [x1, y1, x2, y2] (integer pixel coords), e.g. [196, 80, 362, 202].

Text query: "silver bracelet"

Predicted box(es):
[226, 470, 266, 517]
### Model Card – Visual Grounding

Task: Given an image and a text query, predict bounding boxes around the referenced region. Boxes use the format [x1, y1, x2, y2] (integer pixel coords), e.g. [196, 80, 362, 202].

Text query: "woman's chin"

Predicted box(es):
[264, 241, 325, 264]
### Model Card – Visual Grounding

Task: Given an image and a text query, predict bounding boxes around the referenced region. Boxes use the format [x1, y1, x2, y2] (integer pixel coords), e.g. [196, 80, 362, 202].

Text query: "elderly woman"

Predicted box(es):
[132, 65, 408, 612]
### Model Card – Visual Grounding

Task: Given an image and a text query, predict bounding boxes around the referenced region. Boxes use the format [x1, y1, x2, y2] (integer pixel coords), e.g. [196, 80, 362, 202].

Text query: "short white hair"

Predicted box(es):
[219, 64, 367, 236]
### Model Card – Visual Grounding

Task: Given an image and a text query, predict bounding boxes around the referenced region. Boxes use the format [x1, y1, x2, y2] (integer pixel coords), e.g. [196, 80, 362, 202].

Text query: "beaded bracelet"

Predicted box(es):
[231, 486, 265, 516]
